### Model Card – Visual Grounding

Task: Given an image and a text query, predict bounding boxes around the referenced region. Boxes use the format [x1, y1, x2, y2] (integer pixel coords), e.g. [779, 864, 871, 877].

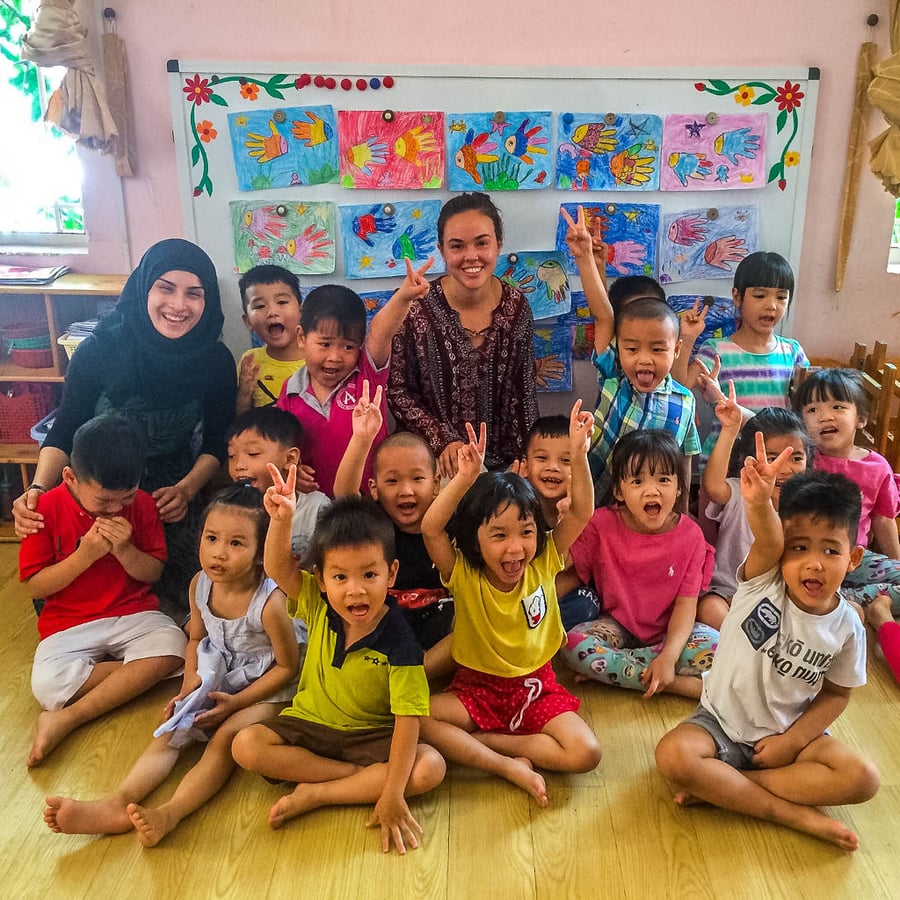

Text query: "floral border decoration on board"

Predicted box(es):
[182, 72, 395, 196]
[694, 79, 804, 191]
[183, 73, 298, 197]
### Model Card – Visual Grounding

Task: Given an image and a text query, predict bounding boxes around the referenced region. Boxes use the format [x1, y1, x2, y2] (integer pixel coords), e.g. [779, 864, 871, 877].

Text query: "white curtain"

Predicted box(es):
[19, 0, 118, 153]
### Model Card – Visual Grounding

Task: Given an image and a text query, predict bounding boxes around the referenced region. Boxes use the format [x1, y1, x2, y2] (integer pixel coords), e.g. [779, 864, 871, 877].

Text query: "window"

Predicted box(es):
[890, 197, 900, 274]
[0, 0, 85, 248]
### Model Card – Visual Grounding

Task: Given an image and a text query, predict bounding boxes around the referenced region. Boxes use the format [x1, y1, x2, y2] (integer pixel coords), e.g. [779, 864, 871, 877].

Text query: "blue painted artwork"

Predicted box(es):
[447, 111, 552, 191]
[556, 112, 662, 191]
[659, 204, 759, 283]
[534, 325, 573, 393]
[555, 202, 660, 278]
[557, 290, 595, 360]
[338, 199, 444, 280]
[228, 105, 339, 191]
[496, 251, 571, 321]
[359, 290, 394, 324]
[667, 294, 738, 359]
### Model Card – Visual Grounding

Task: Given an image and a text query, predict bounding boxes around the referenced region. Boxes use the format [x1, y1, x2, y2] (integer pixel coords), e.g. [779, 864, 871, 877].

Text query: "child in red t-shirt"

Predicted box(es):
[19, 416, 186, 767]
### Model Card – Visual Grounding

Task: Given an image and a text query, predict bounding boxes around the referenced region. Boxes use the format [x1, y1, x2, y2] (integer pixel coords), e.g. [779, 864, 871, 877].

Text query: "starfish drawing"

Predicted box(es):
[685, 121, 706, 139]
[625, 117, 651, 138]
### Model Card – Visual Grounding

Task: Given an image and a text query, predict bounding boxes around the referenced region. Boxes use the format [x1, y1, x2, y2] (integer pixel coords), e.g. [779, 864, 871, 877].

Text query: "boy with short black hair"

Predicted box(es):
[226, 407, 330, 563]
[19, 416, 186, 767]
[233, 477, 445, 854]
[656, 449, 879, 851]
[333, 384, 453, 678]
[237, 264, 305, 414]
[277, 259, 432, 498]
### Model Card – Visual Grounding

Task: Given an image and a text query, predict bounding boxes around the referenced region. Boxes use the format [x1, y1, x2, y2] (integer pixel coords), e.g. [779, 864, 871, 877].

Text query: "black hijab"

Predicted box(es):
[96, 239, 225, 401]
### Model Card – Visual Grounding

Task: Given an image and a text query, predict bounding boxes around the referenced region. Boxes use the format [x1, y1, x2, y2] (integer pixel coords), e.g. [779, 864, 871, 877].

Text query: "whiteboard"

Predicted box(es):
[168, 61, 819, 405]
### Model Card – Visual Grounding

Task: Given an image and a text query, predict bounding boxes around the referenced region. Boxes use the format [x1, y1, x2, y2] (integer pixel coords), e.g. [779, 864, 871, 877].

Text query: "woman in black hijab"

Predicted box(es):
[14, 239, 237, 615]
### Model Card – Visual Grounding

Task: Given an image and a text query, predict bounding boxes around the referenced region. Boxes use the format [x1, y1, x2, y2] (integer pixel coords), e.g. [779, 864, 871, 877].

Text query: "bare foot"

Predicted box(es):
[29, 709, 78, 767]
[268, 784, 323, 830]
[43, 795, 132, 835]
[673, 791, 705, 807]
[573, 673, 590, 684]
[792, 806, 859, 851]
[865, 592, 894, 630]
[127, 803, 179, 848]
[498, 756, 548, 807]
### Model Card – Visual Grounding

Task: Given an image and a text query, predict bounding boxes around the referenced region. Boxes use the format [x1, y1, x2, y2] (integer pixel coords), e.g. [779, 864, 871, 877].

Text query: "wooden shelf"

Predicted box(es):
[0, 275, 125, 497]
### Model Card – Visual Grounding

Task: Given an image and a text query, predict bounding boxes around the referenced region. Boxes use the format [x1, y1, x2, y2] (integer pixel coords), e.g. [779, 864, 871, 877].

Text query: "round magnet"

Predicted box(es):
[508, 253, 518, 264]
[275, 205, 288, 217]
[702, 295, 715, 307]
[705, 112, 718, 125]
[383, 203, 394, 216]
[272, 110, 286, 123]
[313, 75, 325, 88]
[604, 112, 617, 125]
[706, 208, 719, 220]
[341, 78, 352, 91]
[382, 76, 394, 88]
[606, 204, 617, 214]
[370, 77, 382, 89]
[356, 78, 367, 91]
[493, 111, 506, 124]
[382, 109, 395, 122]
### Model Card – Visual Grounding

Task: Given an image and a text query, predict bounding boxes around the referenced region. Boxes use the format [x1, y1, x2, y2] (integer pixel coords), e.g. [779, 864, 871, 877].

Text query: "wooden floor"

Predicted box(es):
[2, 544, 898, 900]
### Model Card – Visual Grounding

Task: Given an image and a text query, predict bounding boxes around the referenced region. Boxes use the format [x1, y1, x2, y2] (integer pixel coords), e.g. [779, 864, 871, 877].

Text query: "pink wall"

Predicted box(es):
[59, 1, 900, 357]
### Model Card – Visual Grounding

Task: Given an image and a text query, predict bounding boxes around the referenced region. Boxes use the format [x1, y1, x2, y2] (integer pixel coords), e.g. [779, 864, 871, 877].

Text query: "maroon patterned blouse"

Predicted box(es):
[388, 279, 538, 469]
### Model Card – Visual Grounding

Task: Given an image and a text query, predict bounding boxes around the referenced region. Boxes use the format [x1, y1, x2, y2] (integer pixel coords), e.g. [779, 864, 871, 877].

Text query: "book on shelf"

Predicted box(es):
[0, 265, 70, 285]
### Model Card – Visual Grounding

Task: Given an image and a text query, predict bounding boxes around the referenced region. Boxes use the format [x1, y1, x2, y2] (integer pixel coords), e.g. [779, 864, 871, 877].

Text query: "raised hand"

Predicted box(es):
[456, 421, 487, 483]
[713, 379, 742, 430]
[679, 298, 709, 341]
[740, 431, 794, 507]
[350, 379, 384, 442]
[694, 353, 724, 405]
[569, 399, 593, 456]
[397, 255, 435, 303]
[263, 463, 297, 521]
[561, 205, 593, 262]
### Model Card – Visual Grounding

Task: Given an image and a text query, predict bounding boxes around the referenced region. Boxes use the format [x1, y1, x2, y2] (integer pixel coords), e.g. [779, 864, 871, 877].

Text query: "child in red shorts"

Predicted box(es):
[419, 405, 601, 805]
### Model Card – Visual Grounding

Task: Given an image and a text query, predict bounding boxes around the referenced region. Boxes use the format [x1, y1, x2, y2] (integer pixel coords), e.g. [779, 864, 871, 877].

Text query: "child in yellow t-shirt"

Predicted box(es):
[236, 265, 305, 413]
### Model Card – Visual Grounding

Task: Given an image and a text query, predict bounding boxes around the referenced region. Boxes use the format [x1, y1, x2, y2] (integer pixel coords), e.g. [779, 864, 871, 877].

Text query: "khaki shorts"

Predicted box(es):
[262, 714, 394, 766]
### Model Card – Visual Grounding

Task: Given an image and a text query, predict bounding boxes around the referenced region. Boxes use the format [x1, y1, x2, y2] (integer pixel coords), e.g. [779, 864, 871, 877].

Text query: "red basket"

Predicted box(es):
[0, 383, 55, 443]
[10, 347, 53, 368]
[2, 321, 48, 341]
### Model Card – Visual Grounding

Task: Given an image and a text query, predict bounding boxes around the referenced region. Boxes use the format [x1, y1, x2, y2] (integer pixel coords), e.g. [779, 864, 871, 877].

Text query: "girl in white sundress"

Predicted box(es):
[43, 483, 300, 847]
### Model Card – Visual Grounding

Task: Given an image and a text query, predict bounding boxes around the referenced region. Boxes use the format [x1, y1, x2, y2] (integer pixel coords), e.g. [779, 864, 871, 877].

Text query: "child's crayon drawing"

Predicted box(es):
[230, 200, 335, 275]
[338, 199, 444, 279]
[660, 114, 766, 191]
[338, 110, 445, 189]
[359, 290, 394, 324]
[534, 325, 573, 392]
[496, 251, 571, 320]
[557, 290, 595, 360]
[659, 204, 758, 283]
[556, 112, 662, 192]
[667, 294, 738, 358]
[228, 106, 339, 191]
[447, 111, 551, 191]
[555, 202, 660, 278]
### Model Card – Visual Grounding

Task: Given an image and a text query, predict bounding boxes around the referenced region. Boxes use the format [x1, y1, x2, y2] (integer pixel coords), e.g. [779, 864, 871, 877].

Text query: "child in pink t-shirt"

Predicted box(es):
[793, 368, 900, 612]
[560, 429, 717, 698]
[277, 259, 433, 497]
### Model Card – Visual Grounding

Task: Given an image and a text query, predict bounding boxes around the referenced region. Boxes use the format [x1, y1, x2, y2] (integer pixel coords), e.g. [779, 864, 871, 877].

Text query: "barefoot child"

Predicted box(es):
[418, 405, 601, 805]
[560, 430, 717, 698]
[655, 447, 880, 851]
[236, 264, 305, 414]
[44, 484, 299, 846]
[20, 416, 186, 767]
[334, 382, 453, 681]
[232, 474, 445, 854]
